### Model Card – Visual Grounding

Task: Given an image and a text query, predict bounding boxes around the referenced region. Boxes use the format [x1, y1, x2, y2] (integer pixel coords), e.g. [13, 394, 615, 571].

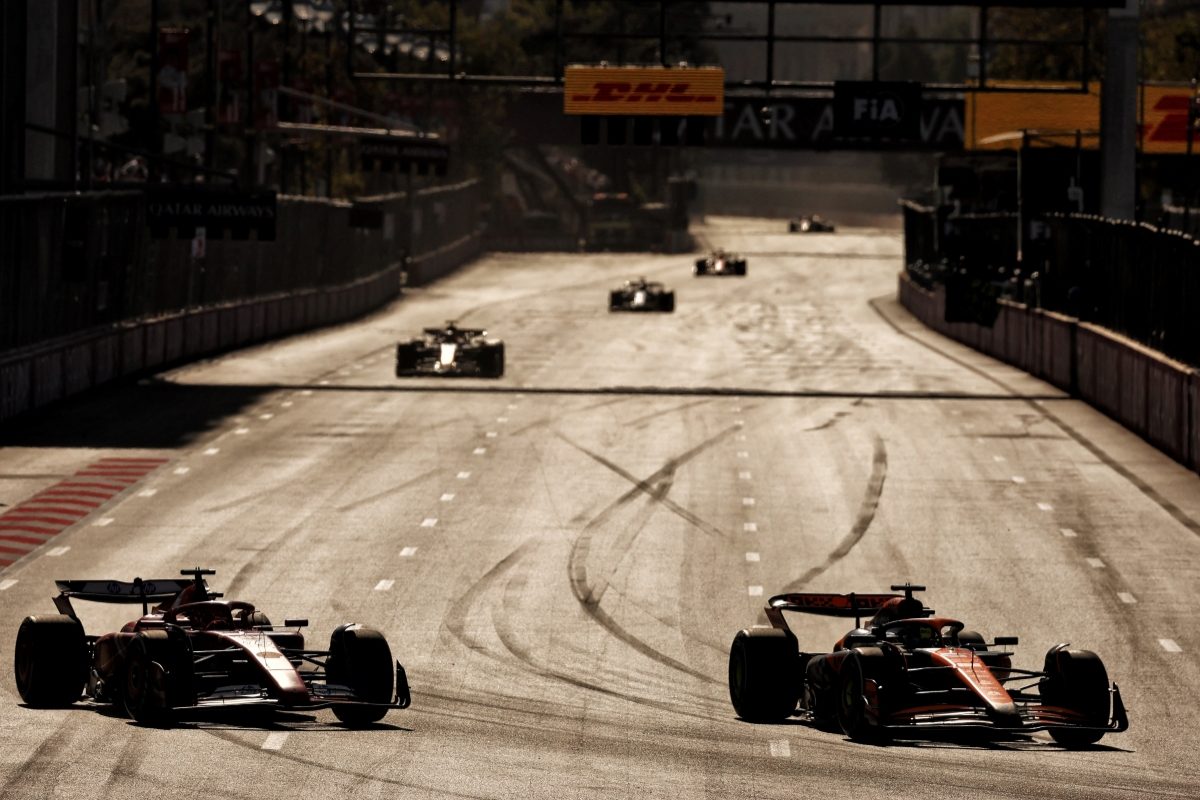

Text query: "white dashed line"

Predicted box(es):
[506, 403, 517, 410]
[420, 518, 438, 528]
[736, 451, 749, 459]
[745, 552, 760, 562]
[1117, 592, 1137, 604]
[743, 522, 758, 532]
[1011, 476, 1026, 484]
[473, 447, 487, 455]
[0, 579, 16, 591]
[1160, 639, 1183, 653]
[260, 413, 274, 420]
[319, 380, 330, 386]
[769, 739, 791, 758]
[739, 471, 751, 480]
[301, 390, 314, 396]
[1086, 557, 1105, 569]
[735, 420, 745, 427]
[742, 497, 756, 507]
[748, 586, 763, 597]
[456, 471, 471, 480]
[138, 489, 158, 498]
[46, 546, 70, 557]
[497, 417, 508, 423]
[733, 406, 742, 413]
[1037, 502, 1054, 512]
[400, 547, 418, 557]
[485, 431, 498, 438]
[204, 448, 220, 456]
[174, 466, 190, 475]
[374, 579, 395, 591]
[993, 455, 1006, 462]
[262, 732, 289, 751]
[1060, 528, 1078, 538]
[93, 518, 114, 527]
[736, 434, 746, 442]
[235, 428, 250, 435]
[440, 493, 455, 502]
[281, 401, 294, 408]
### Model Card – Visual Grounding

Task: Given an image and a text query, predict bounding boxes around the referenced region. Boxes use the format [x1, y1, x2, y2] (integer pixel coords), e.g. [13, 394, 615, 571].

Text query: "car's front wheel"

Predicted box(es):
[327, 624, 395, 727]
[1042, 647, 1111, 746]
[837, 648, 890, 743]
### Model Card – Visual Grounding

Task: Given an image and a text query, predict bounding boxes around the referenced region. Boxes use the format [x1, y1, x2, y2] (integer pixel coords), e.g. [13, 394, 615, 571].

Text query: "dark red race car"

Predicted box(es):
[728, 584, 1128, 746]
[14, 568, 410, 726]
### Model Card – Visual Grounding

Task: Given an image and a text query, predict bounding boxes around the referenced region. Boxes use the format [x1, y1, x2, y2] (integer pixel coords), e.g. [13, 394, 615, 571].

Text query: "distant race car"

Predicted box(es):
[14, 568, 411, 726]
[728, 583, 1128, 746]
[396, 322, 504, 378]
[788, 215, 836, 233]
[694, 250, 747, 276]
[609, 278, 675, 312]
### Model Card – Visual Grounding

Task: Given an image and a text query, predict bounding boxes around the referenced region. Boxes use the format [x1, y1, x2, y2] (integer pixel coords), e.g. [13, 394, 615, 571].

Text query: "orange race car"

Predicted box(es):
[15, 568, 410, 727]
[728, 584, 1128, 746]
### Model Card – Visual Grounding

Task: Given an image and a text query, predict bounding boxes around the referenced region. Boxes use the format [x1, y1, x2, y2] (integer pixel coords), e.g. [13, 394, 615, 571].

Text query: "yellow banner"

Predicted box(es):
[966, 83, 1197, 154]
[564, 66, 725, 116]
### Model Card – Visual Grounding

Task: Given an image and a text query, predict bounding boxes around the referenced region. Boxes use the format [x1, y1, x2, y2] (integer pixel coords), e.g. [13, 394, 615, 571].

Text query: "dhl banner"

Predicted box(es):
[564, 65, 724, 116]
[966, 83, 1199, 154]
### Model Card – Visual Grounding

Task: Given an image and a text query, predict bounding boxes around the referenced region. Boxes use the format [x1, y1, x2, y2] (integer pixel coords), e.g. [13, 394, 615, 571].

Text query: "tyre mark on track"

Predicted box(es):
[334, 467, 441, 512]
[781, 434, 888, 594]
[0, 723, 74, 798]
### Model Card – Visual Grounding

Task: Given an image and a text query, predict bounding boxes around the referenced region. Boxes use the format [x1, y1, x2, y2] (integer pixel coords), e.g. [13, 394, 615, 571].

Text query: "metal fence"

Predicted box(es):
[0, 181, 481, 352]
[902, 204, 1200, 366]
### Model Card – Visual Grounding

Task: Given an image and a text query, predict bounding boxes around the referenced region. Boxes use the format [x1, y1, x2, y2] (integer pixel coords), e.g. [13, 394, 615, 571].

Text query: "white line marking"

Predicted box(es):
[204, 447, 220, 456]
[516, 394, 526, 399]
[1117, 592, 1137, 604]
[506, 403, 517, 410]
[736, 451, 749, 458]
[748, 585, 763, 597]
[1011, 476, 1026, 484]
[174, 467, 190, 475]
[420, 518, 438, 528]
[301, 390, 314, 396]
[769, 739, 791, 758]
[456, 471, 471, 479]
[0, 579, 16, 591]
[374, 579, 394, 591]
[733, 406, 742, 413]
[259, 413, 274, 420]
[319, 380, 330, 386]
[473, 447, 487, 455]
[993, 455, 1006, 462]
[440, 493, 455, 502]
[736, 434, 746, 442]
[1160, 639, 1183, 653]
[745, 552, 760, 562]
[93, 517, 114, 527]
[735, 420, 745, 427]
[1060, 527, 1078, 538]
[281, 401, 294, 408]
[400, 547, 418, 557]
[1037, 502, 1054, 512]
[235, 428, 250, 435]
[138, 489, 158, 498]
[742, 497, 756, 507]
[743, 522, 758, 532]
[485, 431, 498, 438]
[738, 471, 751, 481]
[46, 546, 70, 557]
[1086, 557, 1105, 569]
[262, 732, 289, 751]
[497, 417, 508, 423]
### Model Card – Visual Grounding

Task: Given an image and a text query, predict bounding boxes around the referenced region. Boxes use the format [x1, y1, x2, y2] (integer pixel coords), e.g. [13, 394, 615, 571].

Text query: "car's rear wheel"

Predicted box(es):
[958, 630, 987, 650]
[395, 342, 419, 375]
[14, 615, 87, 707]
[728, 628, 799, 722]
[609, 291, 622, 311]
[327, 624, 394, 727]
[1042, 648, 1110, 746]
[662, 292, 675, 313]
[481, 342, 505, 378]
[124, 630, 192, 725]
[837, 648, 889, 743]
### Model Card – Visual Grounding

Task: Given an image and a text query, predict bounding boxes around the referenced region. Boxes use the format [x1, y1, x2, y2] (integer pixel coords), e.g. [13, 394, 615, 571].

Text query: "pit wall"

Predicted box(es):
[898, 273, 1199, 477]
[0, 182, 484, 424]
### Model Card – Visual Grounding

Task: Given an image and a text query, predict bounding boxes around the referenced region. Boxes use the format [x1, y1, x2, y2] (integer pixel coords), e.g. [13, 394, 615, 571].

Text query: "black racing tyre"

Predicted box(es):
[728, 628, 799, 722]
[733, 261, 747, 276]
[244, 610, 272, 628]
[482, 342, 505, 378]
[395, 342, 419, 375]
[1042, 648, 1110, 746]
[662, 292, 675, 313]
[958, 630, 988, 651]
[788, 222, 798, 233]
[124, 630, 193, 725]
[14, 615, 87, 707]
[327, 624, 395, 726]
[837, 648, 889, 743]
[609, 291, 622, 311]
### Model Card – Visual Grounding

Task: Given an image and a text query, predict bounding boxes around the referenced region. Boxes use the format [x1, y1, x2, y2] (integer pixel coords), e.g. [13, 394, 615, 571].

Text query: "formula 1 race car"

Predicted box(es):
[396, 321, 504, 378]
[14, 568, 411, 727]
[694, 250, 747, 277]
[609, 278, 675, 312]
[788, 215, 836, 233]
[728, 584, 1128, 746]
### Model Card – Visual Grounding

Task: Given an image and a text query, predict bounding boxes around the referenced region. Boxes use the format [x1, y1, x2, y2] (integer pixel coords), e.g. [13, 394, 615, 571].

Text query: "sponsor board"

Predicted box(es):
[565, 65, 724, 116]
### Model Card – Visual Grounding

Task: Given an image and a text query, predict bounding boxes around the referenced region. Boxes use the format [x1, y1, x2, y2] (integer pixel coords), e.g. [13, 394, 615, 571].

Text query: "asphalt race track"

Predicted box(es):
[2, 217, 1199, 799]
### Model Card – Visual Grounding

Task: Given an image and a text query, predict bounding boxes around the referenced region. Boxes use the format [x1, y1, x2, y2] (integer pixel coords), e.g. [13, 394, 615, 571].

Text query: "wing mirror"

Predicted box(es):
[284, 618, 309, 628]
[994, 636, 1018, 646]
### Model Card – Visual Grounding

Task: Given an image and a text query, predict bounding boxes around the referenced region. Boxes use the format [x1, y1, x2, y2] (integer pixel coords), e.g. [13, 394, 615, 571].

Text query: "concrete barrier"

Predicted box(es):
[144, 320, 167, 369]
[1193, 373, 1200, 471]
[93, 333, 119, 385]
[1146, 357, 1193, 463]
[218, 308, 238, 350]
[1037, 310, 1075, 392]
[32, 351, 64, 407]
[120, 327, 145, 376]
[0, 360, 31, 419]
[64, 342, 93, 397]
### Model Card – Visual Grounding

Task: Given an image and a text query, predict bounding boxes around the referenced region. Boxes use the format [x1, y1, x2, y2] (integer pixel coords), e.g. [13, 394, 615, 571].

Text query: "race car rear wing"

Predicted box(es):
[53, 575, 208, 618]
[766, 592, 903, 629]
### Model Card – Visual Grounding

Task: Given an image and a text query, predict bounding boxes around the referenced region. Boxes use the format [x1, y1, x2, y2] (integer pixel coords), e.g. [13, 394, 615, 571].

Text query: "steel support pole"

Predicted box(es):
[1100, 0, 1138, 220]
